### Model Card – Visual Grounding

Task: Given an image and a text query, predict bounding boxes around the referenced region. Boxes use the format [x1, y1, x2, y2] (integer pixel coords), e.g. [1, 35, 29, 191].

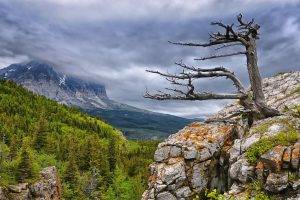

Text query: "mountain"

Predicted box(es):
[0, 60, 195, 139]
[0, 79, 158, 199]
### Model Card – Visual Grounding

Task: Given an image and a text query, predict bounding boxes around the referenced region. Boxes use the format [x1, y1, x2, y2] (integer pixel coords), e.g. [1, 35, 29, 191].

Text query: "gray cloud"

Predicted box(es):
[0, 0, 299, 118]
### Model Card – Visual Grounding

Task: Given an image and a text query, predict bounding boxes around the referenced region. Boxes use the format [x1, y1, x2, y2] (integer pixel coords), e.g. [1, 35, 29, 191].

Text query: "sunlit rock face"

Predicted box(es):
[143, 72, 300, 200]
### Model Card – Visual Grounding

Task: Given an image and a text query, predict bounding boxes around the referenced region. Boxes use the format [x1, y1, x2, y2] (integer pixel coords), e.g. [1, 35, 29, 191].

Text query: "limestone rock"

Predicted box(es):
[291, 142, 300, 170]
[143, 122, 235, 199]
[8, 183, 28, 193]
[154, 146, 170, 162]
[191, 162, 209, 192]
[169, 146, 181, 157]
[156, 191, 176, 200]
[183, 146, 197, 159]
[283, 146, 292, 169]
[175, 186, 192, 198]
[292, 179, 300, 191]
[265, 172, 289, 193]
[229, 157, 254, 183]
[261, 145, 285, 172]
[228, 183, 245, 195]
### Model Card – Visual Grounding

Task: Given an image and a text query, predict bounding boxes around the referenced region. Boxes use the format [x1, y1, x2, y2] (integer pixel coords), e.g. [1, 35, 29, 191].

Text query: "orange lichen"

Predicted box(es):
[167, 157, 184, 165]
[148, 174, 157, 184]
[255, 161, 264, 170]
[176, 124, 234, 148]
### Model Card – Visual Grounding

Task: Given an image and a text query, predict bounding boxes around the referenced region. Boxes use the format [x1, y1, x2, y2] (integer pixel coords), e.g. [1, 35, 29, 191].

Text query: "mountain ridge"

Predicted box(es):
[0, 60, 195, 139]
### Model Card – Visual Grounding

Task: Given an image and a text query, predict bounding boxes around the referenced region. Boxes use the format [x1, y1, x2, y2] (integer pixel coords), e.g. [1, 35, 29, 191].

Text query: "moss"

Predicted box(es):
[251, 121, 273, 134]
[284, 104, 300, 118]
[247, 180, 271, 200]
[246, 129, 299, 165]
[291, 85, 300, 95]
[204, 189, 233, 200]
[288, 172, 298, 182]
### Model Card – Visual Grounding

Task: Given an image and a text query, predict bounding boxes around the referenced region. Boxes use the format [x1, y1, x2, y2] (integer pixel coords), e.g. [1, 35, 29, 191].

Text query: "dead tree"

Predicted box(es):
[144, 14, 280, 122]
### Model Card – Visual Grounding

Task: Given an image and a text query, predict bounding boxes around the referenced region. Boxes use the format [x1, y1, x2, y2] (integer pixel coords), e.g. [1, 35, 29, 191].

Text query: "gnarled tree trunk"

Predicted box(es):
[245, 38, 280, 118]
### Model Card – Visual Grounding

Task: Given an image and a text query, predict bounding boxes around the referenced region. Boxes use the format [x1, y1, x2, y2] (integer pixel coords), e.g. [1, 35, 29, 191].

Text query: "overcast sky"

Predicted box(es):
[0, 0, 299, 118]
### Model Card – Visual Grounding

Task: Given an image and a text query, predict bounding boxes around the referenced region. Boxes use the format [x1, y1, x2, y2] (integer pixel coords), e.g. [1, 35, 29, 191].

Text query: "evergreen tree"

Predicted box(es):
[108, 138, 116, 173]
[64, 139, 78, 185]
[16, 144, 36, 182]
[34, 113, 48, 150]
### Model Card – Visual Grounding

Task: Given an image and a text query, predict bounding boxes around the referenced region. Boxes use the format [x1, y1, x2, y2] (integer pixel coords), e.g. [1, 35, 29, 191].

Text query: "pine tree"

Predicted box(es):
[34, 113, 48, 150]
[64, 138, 78, 185]
[16, 145, 35, 182]
[108, 138, 116, 173]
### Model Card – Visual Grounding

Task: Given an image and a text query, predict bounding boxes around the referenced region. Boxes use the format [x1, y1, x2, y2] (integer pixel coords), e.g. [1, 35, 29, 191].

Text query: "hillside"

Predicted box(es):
[0, 60, 194, 140]
[0, 80, 158, 199]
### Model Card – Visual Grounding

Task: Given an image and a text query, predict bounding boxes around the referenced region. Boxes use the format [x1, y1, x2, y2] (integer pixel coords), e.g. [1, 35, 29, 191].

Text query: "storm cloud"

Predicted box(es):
[0, 0, 299, 118]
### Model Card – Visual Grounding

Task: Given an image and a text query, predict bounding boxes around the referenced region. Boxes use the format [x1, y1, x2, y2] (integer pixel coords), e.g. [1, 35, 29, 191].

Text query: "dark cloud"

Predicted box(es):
[0, 0, 299, 118]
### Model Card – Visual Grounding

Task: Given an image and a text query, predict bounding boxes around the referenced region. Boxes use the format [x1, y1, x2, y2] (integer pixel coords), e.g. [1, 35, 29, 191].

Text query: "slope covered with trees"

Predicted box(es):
[0, 80, 159, 199]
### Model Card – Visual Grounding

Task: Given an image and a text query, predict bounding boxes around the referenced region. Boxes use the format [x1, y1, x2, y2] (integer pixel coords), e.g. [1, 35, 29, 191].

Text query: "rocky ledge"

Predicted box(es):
[142, 72, 300, 200]
[0, 166, 61, 200]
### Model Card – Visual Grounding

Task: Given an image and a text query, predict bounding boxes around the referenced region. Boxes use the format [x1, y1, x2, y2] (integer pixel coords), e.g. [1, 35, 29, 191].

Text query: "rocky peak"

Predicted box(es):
[0, 60, 109, 109]
[143, 71, 300, 200]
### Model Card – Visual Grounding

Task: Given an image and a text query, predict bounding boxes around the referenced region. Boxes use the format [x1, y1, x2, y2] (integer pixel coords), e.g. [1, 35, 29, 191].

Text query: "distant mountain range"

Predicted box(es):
[0, 60, 196, 139]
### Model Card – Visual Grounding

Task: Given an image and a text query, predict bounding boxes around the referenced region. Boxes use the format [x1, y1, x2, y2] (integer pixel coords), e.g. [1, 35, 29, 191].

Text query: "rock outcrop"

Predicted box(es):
[142, 72, 300, 200]
[0, 166, 61, 200]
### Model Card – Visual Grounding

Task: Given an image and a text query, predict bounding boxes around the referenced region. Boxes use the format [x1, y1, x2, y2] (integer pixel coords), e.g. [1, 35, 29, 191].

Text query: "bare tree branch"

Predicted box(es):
[144, 91, 246, 101]
[168, 39, 239, 47]
[146, 62, 246, 96]
[174, 61, 230, 73]
[194, 51, 246, 61]
[214, 43, 243, 50]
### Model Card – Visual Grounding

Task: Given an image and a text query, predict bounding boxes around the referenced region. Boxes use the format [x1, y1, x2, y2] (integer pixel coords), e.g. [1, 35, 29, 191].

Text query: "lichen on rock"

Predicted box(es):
[143, 72, 300, 199]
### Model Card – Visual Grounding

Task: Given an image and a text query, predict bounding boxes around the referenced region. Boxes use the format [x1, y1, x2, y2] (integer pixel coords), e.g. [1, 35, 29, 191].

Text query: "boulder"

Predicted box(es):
[156, 191, 177, 200]
[265, 172, 289, 193]
[175, 186, 192, 198]
[240, 133, 260, 151]
[156, 160, 186, 185]
[291, 142, 300, 170]
[282, 146, 292, 169]
[154, 146, 171, 162]
[229, 157, 254, 183]
[183, 146, 197, 159]
[261, 145, 285, 172]
[8, 183, 28, 193]
[169, 146, 181, 157]
[191, 162, 210, 192]
[228, 183, 245, 195]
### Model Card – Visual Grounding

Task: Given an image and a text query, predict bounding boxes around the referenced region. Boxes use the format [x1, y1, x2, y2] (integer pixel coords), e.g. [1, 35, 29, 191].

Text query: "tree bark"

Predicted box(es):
[245, 38, 280, 118]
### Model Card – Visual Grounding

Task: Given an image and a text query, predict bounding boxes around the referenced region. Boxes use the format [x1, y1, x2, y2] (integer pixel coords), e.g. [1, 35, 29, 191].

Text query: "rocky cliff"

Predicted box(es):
[142, 72, 300, 200]
[0, 166, 61, 200]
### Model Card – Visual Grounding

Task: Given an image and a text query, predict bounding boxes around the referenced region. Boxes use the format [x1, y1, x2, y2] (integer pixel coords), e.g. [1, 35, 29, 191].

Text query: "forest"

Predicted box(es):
[0, 80, 159, 199]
